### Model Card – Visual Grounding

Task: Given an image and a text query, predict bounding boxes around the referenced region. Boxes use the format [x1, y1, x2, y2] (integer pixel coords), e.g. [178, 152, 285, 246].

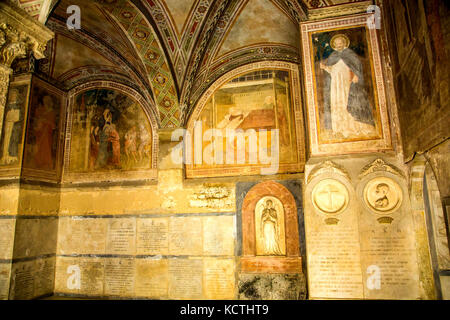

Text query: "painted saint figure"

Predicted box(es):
[320, 34, 376, 138]
[260, 199, 282, 255]
[89, 124, 100, 170]
[0, 89, 22, 165]
[33, 95, 56, 170]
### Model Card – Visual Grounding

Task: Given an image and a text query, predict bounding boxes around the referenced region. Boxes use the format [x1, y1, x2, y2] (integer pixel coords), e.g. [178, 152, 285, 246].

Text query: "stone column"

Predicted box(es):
[0, 1, 54, 300]
[0, 1, 54, 136]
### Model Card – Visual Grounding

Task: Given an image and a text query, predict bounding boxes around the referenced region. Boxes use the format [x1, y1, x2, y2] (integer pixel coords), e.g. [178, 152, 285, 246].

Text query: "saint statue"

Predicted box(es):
[260, 199, 282, 255]
[320, 34, 376, 138]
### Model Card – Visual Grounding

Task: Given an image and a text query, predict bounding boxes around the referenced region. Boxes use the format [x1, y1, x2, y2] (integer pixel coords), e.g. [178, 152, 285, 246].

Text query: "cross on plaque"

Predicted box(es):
[318, 184, 341, 211]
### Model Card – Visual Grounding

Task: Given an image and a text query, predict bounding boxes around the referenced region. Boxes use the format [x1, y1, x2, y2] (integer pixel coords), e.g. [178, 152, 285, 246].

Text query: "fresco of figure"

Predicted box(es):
[320, 34, 376, 138]
[70, 88, 153, 173]
[0, 88, 22, 165]
[33, 95, 57, 170]
[260, 199, 282, 255]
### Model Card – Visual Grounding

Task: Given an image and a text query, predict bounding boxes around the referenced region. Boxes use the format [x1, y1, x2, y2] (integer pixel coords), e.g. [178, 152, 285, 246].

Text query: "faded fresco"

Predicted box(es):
[194, 70, 297, 168]
[69, 89, 153, 173]
[386, 0, 450, 159]
[23, 82, 62, 172]
[0, 84, 28, 167]
[312, 27, 382, 143]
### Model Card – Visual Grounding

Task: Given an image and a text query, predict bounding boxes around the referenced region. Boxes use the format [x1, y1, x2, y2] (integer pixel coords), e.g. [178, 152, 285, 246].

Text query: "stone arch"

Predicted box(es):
[410, 155, 450, 299]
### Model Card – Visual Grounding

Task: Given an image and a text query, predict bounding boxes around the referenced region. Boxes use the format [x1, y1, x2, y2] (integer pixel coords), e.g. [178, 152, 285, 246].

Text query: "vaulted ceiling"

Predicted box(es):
[14, 0, 368, 128]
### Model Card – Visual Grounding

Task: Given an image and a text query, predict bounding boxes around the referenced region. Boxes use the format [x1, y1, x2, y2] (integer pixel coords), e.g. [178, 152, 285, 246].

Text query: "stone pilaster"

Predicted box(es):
[0, 1, 54, 136]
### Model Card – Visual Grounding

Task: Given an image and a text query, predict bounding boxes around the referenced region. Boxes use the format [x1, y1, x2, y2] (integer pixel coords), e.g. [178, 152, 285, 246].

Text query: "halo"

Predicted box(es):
[330, 34, 350, 50]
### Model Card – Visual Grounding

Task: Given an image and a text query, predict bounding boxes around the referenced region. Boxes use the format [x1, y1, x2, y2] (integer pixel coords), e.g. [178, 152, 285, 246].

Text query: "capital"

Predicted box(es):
[0, 2, 54, 67]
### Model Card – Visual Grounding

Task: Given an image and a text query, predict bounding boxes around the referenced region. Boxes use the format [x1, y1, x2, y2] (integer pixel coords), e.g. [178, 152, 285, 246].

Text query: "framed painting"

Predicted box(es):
[62, 81, 158, 183]
[22, 76, 66, 182]
[301, 14, 392, 156]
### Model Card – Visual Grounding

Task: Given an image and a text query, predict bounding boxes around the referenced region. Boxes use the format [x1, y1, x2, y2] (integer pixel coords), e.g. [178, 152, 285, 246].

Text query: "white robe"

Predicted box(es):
[328, 59, 376, 138]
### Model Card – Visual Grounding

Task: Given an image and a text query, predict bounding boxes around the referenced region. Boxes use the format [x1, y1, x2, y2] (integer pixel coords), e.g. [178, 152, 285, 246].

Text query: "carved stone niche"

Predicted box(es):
[239, 181, 306, 300]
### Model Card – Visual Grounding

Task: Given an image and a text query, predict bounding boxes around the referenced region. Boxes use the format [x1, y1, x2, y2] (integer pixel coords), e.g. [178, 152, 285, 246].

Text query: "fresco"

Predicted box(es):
[312, 27, 382, 143]
[217, 0, 299, 57]
[189, 69, 299, 176]
[68, 89, 153, 173]
[0, 84, 29, 167]
[386, 0, 449, 159]
[301, 15, 392, 156]
[23, 80, 62, 172]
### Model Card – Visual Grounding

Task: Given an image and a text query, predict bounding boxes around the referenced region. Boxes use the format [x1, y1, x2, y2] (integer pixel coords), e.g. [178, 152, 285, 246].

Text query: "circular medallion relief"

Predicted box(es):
[364, 177, 402, 214]
[312, 179, 349, 214]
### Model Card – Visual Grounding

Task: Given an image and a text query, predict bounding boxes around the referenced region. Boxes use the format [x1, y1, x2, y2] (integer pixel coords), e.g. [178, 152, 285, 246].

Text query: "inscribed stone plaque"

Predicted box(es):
[104, 258, 135, 297]
[0, 219, 15, 260]
[106, 218, 136, 255]
[57, 218, 107, 255]
[34, 258, 55, 298]
[169, 217, 203, 255]
[203, 216, 235, 256]
[307, 225, 364, 299]
[168, 259, 203, 299]
[9, 261, 35, 300]
[136, 218, 169, 255]
[305, 177, 364, 299]
[55, 257, 104, 296]
[358, 172, 420, 299]
[0, 263, 11, 300]
[203, 259, 235, 299]
[135, 258, 168, 298]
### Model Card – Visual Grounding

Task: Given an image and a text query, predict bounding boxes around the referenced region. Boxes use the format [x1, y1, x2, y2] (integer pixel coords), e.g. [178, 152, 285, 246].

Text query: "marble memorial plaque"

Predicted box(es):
[55, 257, 104, 296]
[169, 217, 203, 256]
[106, 218, 136, 255]
[0, 263, 11, 300]
[104, 258, 135, 297]
[203, 259, 235, 299]
[203, 216, 235, 256]
[135, 258, 168, 298]
[168, 259, 203, 299]
[58, 218, 107, 255]
[0, 219, 15, 260]
[136, 218, 169, 255]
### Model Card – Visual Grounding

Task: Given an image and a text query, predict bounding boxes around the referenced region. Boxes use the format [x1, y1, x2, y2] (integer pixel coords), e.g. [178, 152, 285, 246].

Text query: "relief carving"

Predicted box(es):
[307, 160, 350, 183]
[363, 177, 403, 215]
[359, 158, 404, 178]
[312, 179, 349, 215]
[189, 185, 232, 208]
[255, 197, 286, 256]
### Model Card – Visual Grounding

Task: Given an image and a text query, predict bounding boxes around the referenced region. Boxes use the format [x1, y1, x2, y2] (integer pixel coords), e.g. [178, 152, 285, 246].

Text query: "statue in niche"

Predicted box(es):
[255, 196, 286, 256]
